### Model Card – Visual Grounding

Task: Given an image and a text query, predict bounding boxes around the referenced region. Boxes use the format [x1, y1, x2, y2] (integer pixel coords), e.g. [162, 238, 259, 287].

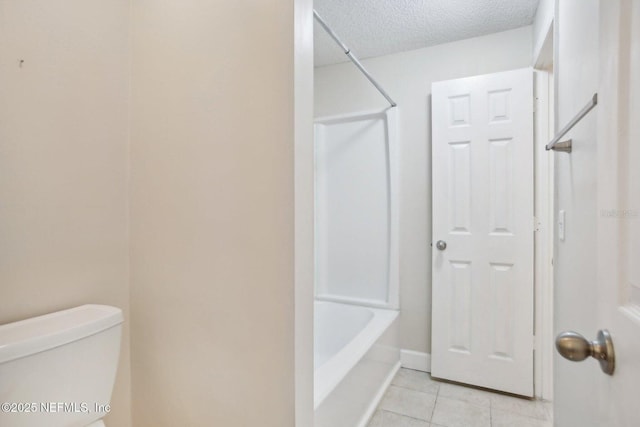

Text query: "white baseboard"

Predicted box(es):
[400, 350, 431, 372]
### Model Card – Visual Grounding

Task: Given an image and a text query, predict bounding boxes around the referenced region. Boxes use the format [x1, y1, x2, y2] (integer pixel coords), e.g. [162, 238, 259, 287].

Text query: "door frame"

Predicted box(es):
[533, 21, 555, 401]
[294, 0, 315, 426]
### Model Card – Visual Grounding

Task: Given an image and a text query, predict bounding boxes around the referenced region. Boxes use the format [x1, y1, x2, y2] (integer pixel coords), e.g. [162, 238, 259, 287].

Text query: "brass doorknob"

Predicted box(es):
[555, 329, 615, 375]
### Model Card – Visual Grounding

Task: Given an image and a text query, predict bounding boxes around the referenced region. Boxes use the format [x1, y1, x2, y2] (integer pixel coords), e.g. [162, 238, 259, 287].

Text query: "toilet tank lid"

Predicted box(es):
[0, 305, 123, 364]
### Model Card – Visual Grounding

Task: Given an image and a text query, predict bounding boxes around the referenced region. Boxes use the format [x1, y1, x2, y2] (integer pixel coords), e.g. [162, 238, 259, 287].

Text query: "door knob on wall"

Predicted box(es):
[555, 329, 615, 375]
[435, 240, 447, 250]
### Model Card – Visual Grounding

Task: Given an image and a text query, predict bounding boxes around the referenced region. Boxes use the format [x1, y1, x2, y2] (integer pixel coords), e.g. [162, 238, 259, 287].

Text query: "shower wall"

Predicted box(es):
[315, 26, 533, 360]
[315, 110, 398, 308]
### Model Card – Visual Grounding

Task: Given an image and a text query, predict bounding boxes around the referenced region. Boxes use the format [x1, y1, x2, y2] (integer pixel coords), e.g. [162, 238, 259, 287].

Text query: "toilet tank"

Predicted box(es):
[0, 305, 123, 427]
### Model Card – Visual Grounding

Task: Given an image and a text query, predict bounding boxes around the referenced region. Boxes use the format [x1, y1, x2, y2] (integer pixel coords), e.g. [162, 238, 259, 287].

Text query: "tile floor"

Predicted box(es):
[368, 368, 552, 427]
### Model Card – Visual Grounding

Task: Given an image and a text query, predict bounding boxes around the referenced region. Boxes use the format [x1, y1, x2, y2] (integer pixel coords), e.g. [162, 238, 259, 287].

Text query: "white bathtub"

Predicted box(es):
[314, 301, 400, 427]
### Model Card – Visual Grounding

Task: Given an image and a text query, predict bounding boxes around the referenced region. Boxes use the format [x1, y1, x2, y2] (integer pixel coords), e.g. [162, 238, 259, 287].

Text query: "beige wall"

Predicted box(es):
[315, 26, 533, 356]
[0, 1, 132, 426]
[130, 0, 297, 426]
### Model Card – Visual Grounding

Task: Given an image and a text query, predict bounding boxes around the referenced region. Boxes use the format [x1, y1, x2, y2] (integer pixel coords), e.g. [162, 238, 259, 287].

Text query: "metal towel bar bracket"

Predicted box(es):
[546, 93, 598, 152]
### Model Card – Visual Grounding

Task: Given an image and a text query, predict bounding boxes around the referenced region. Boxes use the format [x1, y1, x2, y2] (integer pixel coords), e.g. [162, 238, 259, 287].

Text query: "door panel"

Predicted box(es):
[595, 1, 640, 425]
[431, 68, 534, 396]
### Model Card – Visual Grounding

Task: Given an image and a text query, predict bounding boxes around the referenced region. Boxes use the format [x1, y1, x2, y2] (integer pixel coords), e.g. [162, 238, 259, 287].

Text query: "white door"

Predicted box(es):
[555, 2, 640, 425]
[597, 2, 640, 421]
[431, 68, 534, 396]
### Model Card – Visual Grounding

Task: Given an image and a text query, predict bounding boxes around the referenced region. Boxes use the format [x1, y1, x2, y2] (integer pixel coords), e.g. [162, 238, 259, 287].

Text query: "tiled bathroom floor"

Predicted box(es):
[368, 368, 552, 427]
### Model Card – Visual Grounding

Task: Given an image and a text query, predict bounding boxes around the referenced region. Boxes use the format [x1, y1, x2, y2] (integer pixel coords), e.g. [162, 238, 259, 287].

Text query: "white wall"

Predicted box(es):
[315, 26, 533, 356]
[533, 0, 554, 62]
[552, 1, 600, 425]
[130, 0, 299, 425]
[0, 2, 132, 426]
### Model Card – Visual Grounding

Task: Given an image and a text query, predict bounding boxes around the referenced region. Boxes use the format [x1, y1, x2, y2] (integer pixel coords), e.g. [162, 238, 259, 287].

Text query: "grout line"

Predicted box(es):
[389, 382, 439, 396]
[489, 397, 493, 427]
[429, 376, 439, 423]
[492, 408, 551, 423]
[388, 371, 440, 396]
[390, 371, 552, 426]
[379, 409, 430, 424]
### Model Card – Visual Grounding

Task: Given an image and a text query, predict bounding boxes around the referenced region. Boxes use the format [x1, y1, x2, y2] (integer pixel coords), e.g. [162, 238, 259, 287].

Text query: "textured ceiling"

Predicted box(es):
[314, 0, 540, 66]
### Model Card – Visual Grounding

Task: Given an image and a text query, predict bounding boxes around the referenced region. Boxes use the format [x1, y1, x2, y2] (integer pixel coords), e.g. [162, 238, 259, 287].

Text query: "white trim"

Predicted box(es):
[356, 361, 401, 427]
[533, 25, 555, 401]
[294, 0, 315, 426]
[315, 294, 393, 310]
[400, 350, 431, 373]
